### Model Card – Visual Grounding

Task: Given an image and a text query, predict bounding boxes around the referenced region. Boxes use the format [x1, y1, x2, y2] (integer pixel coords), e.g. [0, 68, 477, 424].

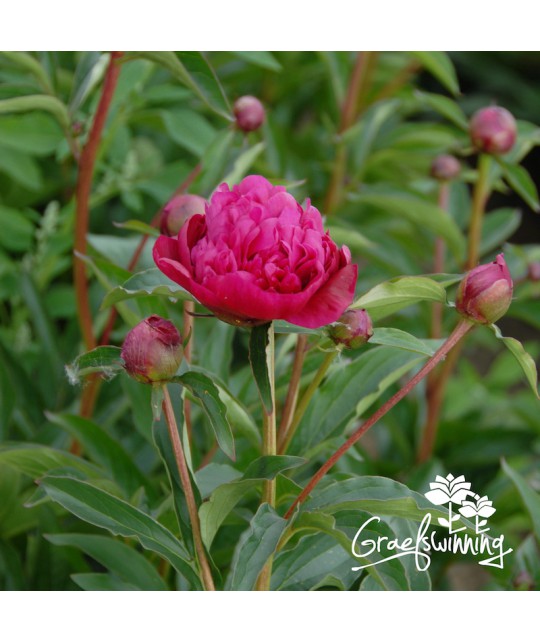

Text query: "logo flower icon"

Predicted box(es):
[424, 473, 472, 533]
[459, 493, 496, 534]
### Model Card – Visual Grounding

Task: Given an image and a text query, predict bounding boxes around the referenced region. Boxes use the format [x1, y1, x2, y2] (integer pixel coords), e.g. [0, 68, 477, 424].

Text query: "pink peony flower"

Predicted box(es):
[153, 175, 357, 328]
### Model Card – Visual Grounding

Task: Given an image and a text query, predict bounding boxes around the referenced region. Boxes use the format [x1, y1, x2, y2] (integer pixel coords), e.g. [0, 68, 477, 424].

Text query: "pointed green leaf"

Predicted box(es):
[490, 324, 539, 398]
[249, 322, 273, 413]
[226, 504, 287, 590]
[40, 476, 201, 588]
[411, 52, 460, 96]
[46, 533, 167, 590]
[101, 268, 193, 310]
[502, 460, 540, 540]
[178, 371, 235, 461]
[352, 276, 447, 321]
[65, 346, 124, 385]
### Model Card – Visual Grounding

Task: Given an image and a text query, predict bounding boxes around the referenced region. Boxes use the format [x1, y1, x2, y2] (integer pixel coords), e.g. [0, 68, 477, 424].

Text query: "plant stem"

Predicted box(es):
[431, 182, 450, 340]
[417, 159, 491, 462]
[255, 324, 276, 591]
[277, 334, 308, 451]
[183, 300, 195, 444]
[324, 52, 376, 215]
[161, 385, 215, 591]
[280, 350, 337, 454]
[74, 51, 123, 353]
[417, 339, 463, 462]
[284, 319, 474, 519]
[466, 154, 492, 269]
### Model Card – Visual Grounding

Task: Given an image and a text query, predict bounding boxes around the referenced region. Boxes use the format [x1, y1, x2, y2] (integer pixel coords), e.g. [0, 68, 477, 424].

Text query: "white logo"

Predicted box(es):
[351, 473, 512, 573]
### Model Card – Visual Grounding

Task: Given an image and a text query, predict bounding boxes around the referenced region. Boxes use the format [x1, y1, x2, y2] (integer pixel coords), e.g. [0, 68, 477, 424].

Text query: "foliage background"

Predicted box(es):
[0, 51, 539, 591]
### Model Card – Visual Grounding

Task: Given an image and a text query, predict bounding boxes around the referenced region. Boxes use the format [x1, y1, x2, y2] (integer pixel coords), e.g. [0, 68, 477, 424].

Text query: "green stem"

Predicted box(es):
[255, 324, 276, 591]
[277, 334, 308, 452]
[324, 52, 377, 215]
[284, 319, 474, 519]
[466, 154, 492, 269]
[280, 350, 337, 454]
[161, 386, 215, 591]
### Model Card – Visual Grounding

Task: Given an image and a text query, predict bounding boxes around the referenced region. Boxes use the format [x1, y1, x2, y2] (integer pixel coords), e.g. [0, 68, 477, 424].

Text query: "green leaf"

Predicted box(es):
[46, 533, 167, 590]
[232, 52, 282, 72]
[490, 325, 539, 398]
[411, 52, 460, 95]
[302, 476, 453, 526]
[222, 142, 266, 186]
[70, 573, 139, 591]
[101, 268, 193, 310]
[45, 413, 151, 498]
[480, 208, 521, 256]
[0, 445, 100, 479]
[497, 161, 540, 212]
[272, 531, 357, 591]
[502, 460, 540, 540]
[0, 205, 34, 251]
[249, 323, 273, 413]
[352, 276, 447, 321]
[291, 346, 424, 454]
[178, 371, 235, 461]
[65, 346, 124, 385]
[161, 109, 216, 157]
[136, 52, 231, 120]
[0, 112, 63, 155]
[414, 90, 468, 130]
[199, 455, 305, 548]
[113, 219, 160, 237]
[349, 190, 465, 261]
[0, 52, 53, 93]
[0, 95, 70, 130]
[40, 476, 201, 588]
[370, 328, 437, 356]
[226, 504, 287, 590]
[69, 52, 109, 113]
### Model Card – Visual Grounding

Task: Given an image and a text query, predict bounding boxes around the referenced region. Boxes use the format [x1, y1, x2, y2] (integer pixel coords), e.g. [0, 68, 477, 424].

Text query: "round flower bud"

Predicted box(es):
[233, 96, 265, 132]
[455, 254, 513, 325]
[527, 262, 540, 282]
[328, 309, 373, 350]
[121, 315, 183, 383]
[160, 194, 207, 237]
[430, 154, 461, 181]
[469, 106, 517, 155]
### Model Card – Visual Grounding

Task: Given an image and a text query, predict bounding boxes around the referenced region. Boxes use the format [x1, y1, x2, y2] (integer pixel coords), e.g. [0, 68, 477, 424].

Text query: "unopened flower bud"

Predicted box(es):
[160, 194, 207, 237]
[456, 254, 513, 325]
[430, 154, 461, 181]
[233, 95, 265, 132]
[527, 262, 540, 282]
[469, 106, 517, 155]
[121, 315, 183, 383]
[328, 309, 373, 350]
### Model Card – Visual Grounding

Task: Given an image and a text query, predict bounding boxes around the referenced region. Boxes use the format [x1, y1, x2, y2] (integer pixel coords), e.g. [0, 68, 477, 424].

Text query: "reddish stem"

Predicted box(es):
[284, 319, 473, 519]
[74, 52, 123, 352]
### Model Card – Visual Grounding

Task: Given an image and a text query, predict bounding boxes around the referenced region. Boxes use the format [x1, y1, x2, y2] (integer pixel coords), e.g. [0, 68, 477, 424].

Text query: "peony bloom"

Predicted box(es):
[153, 175, 357, 328]
[121, 315, 183, 383]
[328, 309, 373, 350]
[455, 254, 513, 325]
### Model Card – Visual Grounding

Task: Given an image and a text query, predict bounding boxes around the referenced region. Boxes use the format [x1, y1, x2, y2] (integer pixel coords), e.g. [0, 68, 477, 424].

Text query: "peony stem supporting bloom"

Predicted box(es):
[153, 175, 358, 329]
